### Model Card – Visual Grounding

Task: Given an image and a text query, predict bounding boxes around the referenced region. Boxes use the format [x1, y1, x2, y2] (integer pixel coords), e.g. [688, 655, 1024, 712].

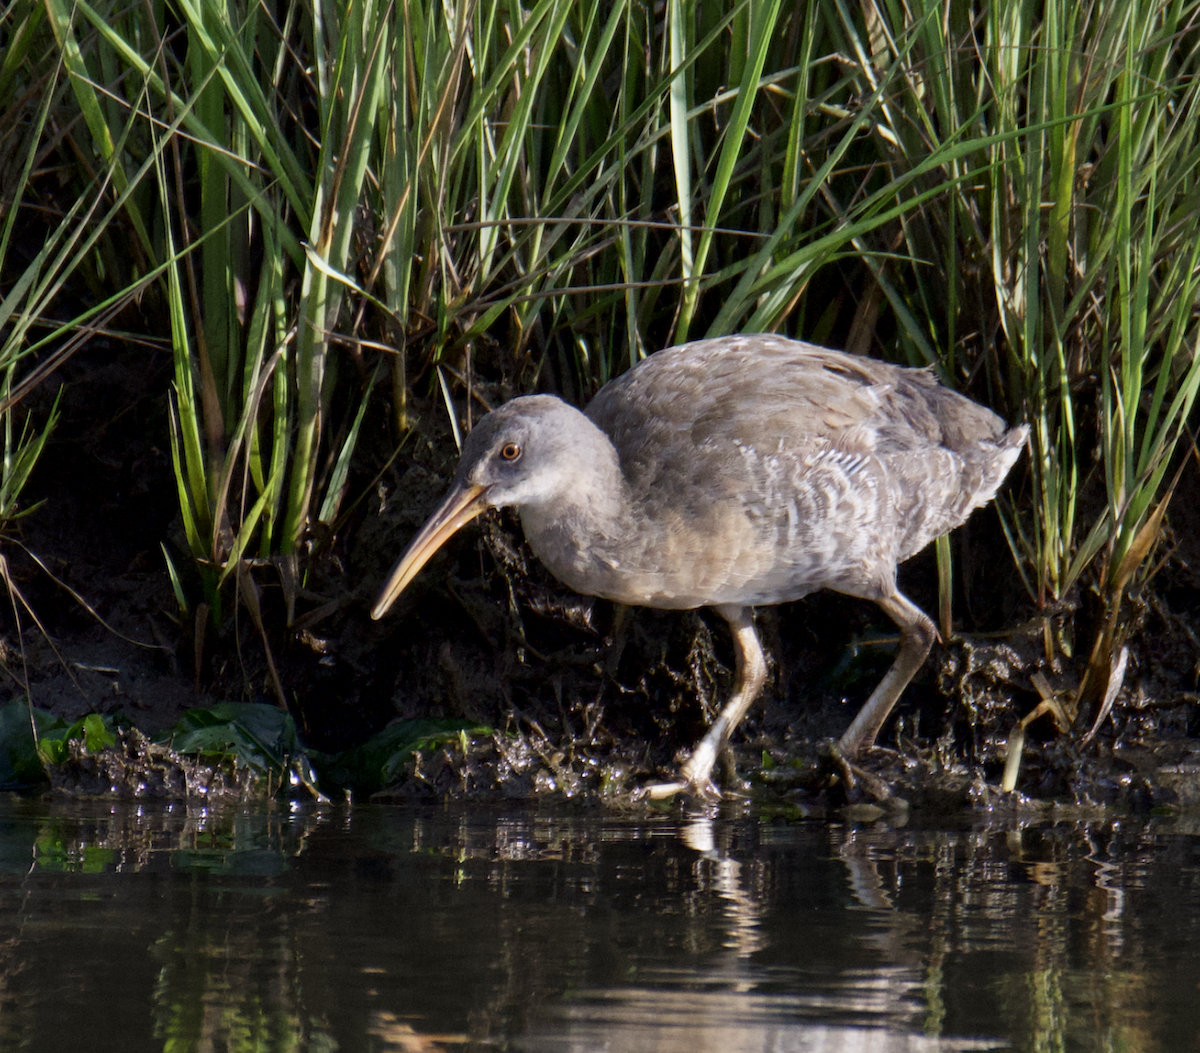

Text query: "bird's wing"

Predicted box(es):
[587, 338, 926, 479]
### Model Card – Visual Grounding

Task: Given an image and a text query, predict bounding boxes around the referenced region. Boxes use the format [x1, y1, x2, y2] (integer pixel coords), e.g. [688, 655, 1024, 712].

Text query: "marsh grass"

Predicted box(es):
[4, 0, 1200, 731]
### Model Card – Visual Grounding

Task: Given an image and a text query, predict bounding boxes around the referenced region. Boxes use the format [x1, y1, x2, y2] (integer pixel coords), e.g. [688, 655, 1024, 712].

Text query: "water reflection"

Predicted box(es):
[0, 797, 1195, 1052]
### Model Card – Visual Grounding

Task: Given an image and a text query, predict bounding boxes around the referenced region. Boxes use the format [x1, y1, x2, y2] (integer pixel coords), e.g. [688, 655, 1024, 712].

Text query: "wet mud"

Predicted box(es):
[4, 343, 1199, 811]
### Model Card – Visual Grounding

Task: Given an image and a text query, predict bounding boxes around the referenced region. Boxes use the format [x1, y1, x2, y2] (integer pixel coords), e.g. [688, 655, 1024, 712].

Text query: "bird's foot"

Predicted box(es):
[640, 777, 722, 802]
[822, 742, 895, 803]
[640, 736, 726, 802]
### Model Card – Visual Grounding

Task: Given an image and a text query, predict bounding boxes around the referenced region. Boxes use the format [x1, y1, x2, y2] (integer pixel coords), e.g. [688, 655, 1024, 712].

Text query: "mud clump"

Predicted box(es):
[46, 728, 259, 800]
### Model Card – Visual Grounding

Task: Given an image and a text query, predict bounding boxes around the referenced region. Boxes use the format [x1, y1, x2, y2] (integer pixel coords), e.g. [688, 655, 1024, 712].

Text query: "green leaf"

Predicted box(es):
[167, 703, 301, 774]
[81, 713, 118, 753]
[35, 712, 119, 769]
[315, 718, 492, 797]
[0, 701, 59, 788]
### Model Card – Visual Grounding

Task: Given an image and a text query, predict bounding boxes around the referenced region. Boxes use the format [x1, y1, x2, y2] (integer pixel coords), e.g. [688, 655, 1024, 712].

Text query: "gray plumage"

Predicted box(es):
[373, 334, 1028, 798]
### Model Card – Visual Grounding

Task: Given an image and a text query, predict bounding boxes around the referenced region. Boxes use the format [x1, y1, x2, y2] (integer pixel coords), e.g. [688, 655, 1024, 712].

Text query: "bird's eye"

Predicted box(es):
[500, 442, 522, 461]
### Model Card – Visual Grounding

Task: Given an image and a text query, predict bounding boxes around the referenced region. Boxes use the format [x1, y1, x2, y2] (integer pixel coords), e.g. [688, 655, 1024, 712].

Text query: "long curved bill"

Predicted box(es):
[371, 482, 491, 620]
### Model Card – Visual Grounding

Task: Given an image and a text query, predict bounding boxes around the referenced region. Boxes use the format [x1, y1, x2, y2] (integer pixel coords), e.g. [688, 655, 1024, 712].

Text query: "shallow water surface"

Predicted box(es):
[0, 797, 1197, 1051]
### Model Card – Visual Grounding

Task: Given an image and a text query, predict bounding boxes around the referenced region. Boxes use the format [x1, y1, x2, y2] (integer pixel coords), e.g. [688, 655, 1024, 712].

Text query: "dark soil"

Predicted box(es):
[4, 338, 1200, 811]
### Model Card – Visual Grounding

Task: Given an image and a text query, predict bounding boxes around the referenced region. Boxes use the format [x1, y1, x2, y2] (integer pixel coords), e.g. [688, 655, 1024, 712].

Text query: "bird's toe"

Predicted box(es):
[821, 741, 895, 803]
[640, 778, 690, 801]
[640, 774, 724, 803]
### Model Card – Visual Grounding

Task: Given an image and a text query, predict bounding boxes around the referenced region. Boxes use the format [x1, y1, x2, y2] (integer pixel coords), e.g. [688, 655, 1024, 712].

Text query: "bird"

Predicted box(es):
[371, 335, 1028, 799]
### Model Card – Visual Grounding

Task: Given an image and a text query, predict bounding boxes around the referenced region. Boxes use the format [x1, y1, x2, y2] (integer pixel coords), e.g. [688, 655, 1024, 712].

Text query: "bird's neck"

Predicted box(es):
[517, 440, 641, 602]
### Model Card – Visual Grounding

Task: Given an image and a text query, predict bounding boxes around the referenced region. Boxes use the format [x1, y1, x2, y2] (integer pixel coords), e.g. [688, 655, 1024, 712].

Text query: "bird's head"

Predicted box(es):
[371, 395, 608, 619]
[454, 395, 597, 508]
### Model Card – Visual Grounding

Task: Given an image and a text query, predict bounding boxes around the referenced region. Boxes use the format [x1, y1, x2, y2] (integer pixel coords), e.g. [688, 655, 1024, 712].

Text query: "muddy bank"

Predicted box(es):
[2, 342, 1198, 809]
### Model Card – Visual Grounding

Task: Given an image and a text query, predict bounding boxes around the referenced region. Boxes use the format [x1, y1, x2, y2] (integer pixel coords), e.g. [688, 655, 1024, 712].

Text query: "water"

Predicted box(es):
[0, 797, 1197, 1052]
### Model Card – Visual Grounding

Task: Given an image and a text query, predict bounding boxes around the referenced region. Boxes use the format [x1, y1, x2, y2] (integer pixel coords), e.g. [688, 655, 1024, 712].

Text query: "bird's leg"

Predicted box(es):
[830, 589, 936, 793]
[604, 603, 631, 678]
[645, 605, 767, 800]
